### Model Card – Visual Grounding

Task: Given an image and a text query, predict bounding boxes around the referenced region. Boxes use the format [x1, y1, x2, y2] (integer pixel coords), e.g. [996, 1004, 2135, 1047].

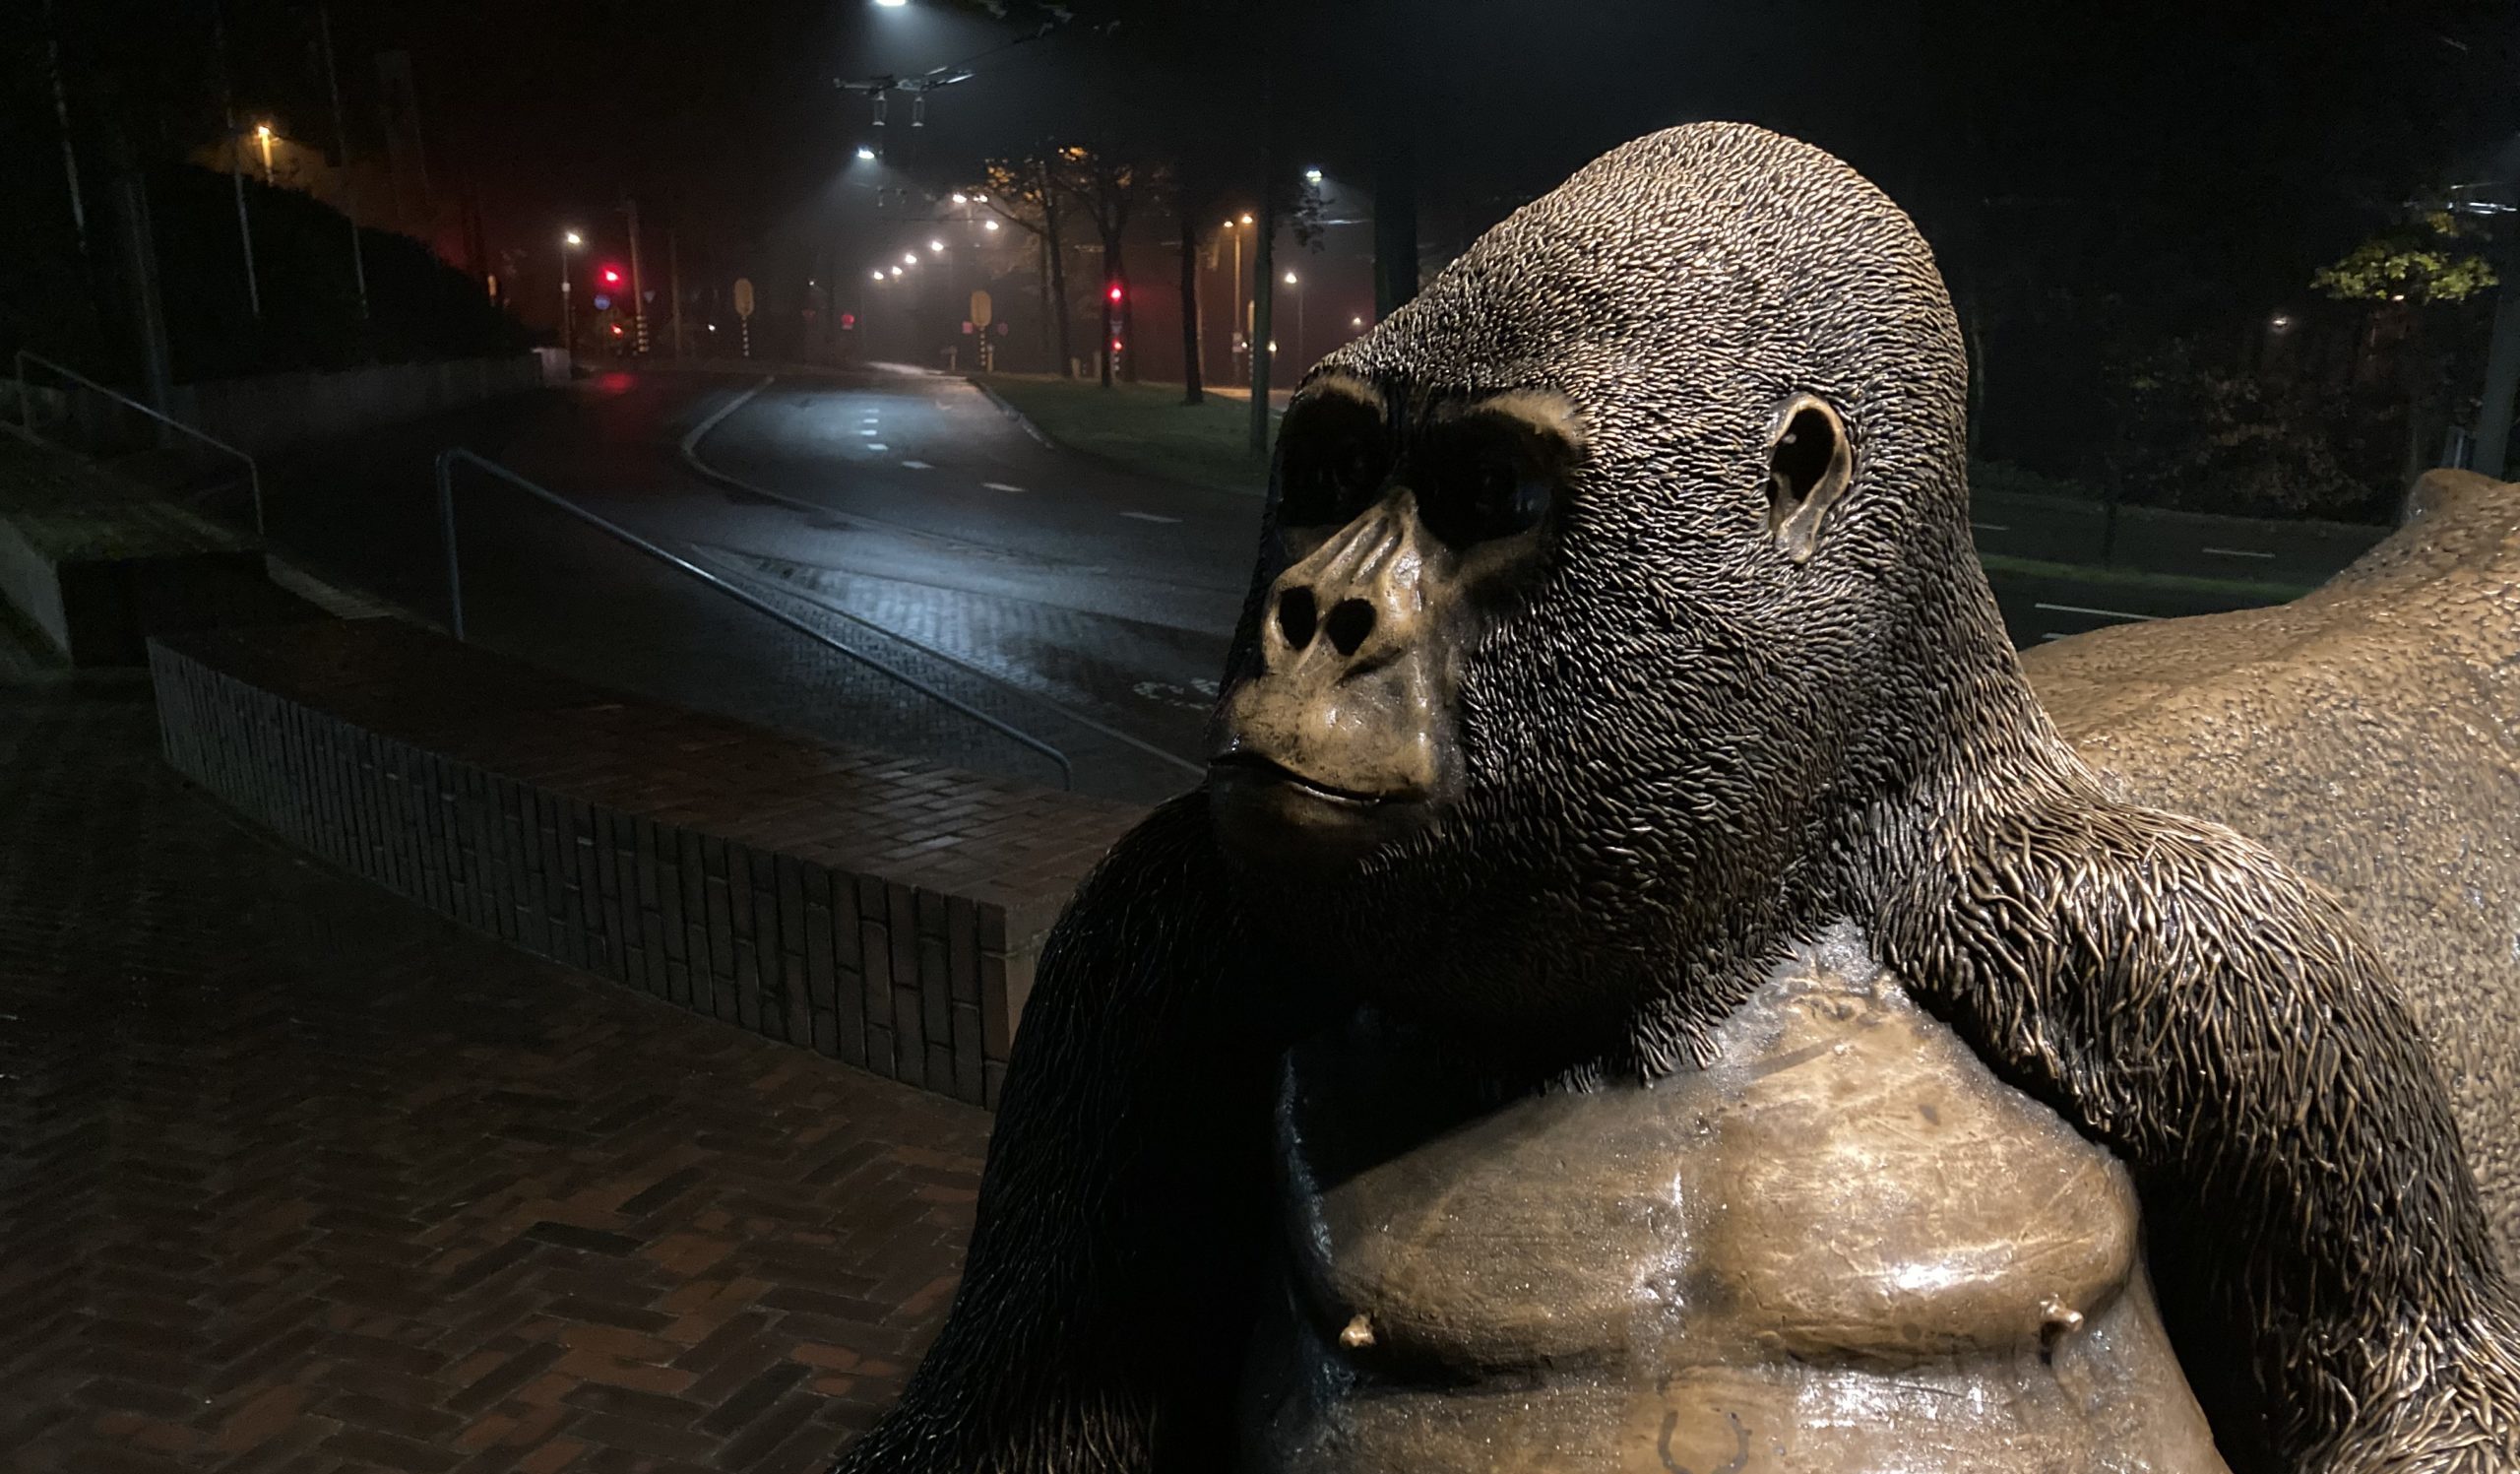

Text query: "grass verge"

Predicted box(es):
[975, 373, 1270, 495]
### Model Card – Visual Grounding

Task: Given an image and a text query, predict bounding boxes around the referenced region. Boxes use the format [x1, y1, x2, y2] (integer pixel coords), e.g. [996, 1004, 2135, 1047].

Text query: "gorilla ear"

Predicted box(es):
[1764, 394, 1854, 565]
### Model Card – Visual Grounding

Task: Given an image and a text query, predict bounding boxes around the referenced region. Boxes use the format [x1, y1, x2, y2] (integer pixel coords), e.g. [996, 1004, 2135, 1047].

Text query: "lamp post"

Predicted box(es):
[559, 229, 583, 361]
[1224, 212, 1255, 382]
[1285, 269, 1304, 369]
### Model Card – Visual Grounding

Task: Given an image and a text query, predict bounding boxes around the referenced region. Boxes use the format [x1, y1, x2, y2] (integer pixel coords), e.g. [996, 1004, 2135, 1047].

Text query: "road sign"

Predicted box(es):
[970, 289, 991, 329]
[732, 278, 755, 318]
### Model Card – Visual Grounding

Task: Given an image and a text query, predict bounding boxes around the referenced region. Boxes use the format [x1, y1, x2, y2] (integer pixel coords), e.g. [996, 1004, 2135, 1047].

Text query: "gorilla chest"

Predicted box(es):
[1248, 953, 2227, 1472]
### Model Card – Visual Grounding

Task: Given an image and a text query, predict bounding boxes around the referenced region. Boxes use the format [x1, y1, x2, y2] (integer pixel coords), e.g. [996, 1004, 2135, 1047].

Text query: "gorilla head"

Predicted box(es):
[1209, 123, 2038, 1071]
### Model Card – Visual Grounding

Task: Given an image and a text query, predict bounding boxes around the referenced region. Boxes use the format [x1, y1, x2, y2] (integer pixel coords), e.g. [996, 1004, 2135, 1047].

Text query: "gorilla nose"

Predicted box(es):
[1273, 588, 1377, 658]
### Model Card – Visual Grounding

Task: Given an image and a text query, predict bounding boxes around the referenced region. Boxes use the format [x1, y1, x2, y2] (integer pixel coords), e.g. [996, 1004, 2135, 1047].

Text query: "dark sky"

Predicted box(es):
[27, 0, 2520, 329]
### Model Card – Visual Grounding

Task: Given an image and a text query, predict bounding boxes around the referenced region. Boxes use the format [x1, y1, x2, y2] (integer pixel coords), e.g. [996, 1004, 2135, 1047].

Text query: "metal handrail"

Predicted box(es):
[433, 447, 1075, 789]
[13, 351, 266, 537]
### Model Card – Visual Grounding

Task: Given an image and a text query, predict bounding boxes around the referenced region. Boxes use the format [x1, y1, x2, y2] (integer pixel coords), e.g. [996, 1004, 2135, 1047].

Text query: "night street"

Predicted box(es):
[236, 363, 2331, 805]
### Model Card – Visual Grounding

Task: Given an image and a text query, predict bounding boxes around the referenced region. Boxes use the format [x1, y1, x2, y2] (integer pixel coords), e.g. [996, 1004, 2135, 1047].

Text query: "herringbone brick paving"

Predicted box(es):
[0, 673, 988, 1474]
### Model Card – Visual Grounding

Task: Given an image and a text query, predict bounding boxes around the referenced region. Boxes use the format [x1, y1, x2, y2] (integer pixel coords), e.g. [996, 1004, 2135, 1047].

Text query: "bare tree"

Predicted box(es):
[980, 148, 1074, 375]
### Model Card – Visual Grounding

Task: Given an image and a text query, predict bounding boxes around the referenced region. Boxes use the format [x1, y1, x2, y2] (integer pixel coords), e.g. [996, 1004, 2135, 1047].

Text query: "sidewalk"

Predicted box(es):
[0, 657, 983, 1472]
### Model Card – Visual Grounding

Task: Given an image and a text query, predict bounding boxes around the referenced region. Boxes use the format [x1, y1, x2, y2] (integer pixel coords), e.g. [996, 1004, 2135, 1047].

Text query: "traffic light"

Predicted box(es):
[599, 265, 625, 288]
[1106, 283, 1122, 303]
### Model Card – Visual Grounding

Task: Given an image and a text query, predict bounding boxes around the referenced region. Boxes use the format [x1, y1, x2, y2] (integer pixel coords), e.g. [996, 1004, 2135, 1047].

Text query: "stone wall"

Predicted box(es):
[149, 619, 1144, 1108]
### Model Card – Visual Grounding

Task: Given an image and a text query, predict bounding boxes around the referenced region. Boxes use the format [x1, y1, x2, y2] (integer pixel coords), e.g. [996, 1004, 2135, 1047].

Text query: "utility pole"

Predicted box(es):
[2473, 222, 2520, 480]
[318, 4, 369, 326]
[667, 228, 685, 356]
[211, 0, 261, 322]
[41, 0, 89, 261]
[622, 196, 650, 354]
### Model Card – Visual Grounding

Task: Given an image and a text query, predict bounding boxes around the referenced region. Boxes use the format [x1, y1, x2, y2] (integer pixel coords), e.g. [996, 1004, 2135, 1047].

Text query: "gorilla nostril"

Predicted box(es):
[1325, 599, 1376, 657]
[1277, 587, 1319, 651]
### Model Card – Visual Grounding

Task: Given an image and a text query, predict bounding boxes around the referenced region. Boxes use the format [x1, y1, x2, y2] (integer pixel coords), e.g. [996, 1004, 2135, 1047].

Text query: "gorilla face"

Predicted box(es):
[1207, 373, 1587, 867]
[1203, 123, 1983, 1064]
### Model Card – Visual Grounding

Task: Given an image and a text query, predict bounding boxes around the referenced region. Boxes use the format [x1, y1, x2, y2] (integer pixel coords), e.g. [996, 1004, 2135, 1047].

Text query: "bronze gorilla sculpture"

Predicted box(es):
[831, 125, 2520, 1472]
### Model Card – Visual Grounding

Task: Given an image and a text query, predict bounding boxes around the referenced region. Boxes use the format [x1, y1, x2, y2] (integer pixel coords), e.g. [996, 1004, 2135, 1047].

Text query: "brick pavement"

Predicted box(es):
[0, 673, 988, 1473]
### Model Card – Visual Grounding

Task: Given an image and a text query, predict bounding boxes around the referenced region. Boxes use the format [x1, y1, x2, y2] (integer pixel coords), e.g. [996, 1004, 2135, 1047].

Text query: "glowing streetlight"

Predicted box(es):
[1238, 212, 1254, 224]
[1351, 314, 1364, 328]
[557, 229, 586, 359]
[890, 266, 903, 278]
[1283, 271, 1298, 285]
[871, 270, 886, 282]
[903, 252, 918, 265]
[874, 0, 909, 7]
[253, 122, 278, 184]
[928, 239, 945, 252]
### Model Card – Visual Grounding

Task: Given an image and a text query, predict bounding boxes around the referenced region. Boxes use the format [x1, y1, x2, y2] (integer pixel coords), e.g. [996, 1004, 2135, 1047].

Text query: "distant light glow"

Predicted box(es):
[982, 219, 1000, 231]
[873, 0, 909, 7]
[1107, 283, 1123, 302]
[1283, 271, 1298, 285]
[929, 239, 945, 252]
[1351, 315, 1364, 328]
[972, 193, 986, 202]
[1267, 340, 1278, 352]
[854, 146, 877, 161]
[904, 252, 919, 264]
[2271, 313, 2295, 330]
[562, 229, 583, 247]
[951, 192, 968, 204]
[890, 266, 903, 277]
[1303, 168, 1323, 184]
[255, 123, 275, 142]
[871, 270, 886, 282]
[1238, 212, 1254, 224]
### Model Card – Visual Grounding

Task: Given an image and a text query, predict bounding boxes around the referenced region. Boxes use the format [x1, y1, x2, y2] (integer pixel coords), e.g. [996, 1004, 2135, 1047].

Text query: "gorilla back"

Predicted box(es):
[832, 125, 2520, 1474]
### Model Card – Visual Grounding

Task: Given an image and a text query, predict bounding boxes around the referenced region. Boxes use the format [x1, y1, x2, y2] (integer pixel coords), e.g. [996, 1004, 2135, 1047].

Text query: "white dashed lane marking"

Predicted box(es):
[2201, 545, 2276, 559]
[1120, 511, 1181, 524]
[901, 460, 934, 471]
[863, 443, 888, 453]
[2033, 602, 2159, 622]
[983, 481, 1028, 494]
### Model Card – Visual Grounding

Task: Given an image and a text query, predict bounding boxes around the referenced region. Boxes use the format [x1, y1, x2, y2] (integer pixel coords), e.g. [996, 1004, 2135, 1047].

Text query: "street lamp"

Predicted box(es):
[871, 270, 886, 282]
[928, 239, 945, 253]
[558, 229, 585, 361]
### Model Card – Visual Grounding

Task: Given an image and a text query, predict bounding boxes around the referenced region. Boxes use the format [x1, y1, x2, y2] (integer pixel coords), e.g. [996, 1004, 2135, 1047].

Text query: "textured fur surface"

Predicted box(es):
[831, 125, 2520, 1473]
[2025, 469, 2520, 1257]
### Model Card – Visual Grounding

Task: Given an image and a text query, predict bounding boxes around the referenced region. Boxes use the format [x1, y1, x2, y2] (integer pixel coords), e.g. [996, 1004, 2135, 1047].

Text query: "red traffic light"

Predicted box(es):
[599, 266, 624, 287]
[1106, 283, 1123, 302]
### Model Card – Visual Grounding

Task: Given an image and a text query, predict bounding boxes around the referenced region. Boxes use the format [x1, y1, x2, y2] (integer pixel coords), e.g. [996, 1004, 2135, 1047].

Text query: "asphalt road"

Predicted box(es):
[248, 365, 2367, 801]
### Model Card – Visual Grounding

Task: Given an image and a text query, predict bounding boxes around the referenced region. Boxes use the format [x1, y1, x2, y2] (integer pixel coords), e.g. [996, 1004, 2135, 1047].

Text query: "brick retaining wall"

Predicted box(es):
[149, 619, 1146, 1107]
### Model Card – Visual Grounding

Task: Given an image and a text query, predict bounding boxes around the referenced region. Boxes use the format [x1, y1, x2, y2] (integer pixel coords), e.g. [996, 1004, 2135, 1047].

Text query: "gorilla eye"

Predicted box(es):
[1415, 429, 1559, 546]
[1275, 403, 1391, 528]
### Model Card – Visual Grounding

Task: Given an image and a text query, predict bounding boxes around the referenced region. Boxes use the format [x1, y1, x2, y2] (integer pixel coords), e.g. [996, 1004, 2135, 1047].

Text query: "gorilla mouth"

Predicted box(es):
[1207, 748, 1436, 866]
[1207, 750, 1418, 807]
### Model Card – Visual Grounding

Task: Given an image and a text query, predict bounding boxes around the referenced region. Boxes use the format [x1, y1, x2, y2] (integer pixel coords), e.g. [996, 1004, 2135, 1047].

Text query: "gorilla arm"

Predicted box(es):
[830, 795, 1286, 1474]
[1880, 796, 2520, 1474]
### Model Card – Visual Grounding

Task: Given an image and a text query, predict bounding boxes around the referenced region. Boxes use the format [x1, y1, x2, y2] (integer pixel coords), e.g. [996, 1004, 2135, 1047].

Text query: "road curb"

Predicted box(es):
[965, 377, 1059, 450]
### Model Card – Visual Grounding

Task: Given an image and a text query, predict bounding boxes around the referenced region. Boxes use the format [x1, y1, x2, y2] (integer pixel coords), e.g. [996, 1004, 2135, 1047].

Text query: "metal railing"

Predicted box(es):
[13, 351, 266, 536]
[433, 447, 1075, 789]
